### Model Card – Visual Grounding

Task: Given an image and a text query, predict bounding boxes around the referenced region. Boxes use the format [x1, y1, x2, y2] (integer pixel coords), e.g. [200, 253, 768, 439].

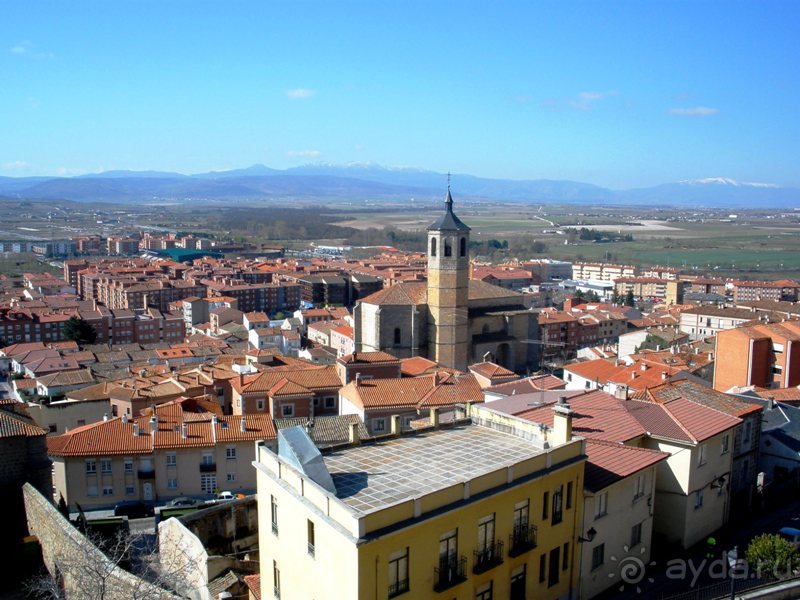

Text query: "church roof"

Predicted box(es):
[359, 279, 523, 307]
[427, 189, 470, 232]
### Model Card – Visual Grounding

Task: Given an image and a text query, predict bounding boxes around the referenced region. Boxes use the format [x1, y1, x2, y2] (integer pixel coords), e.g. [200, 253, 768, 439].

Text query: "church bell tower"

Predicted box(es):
[427, 184, 470, 371]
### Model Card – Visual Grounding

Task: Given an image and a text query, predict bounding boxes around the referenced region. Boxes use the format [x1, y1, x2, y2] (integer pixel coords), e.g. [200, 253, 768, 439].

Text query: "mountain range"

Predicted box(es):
[0, 164, 797, 208]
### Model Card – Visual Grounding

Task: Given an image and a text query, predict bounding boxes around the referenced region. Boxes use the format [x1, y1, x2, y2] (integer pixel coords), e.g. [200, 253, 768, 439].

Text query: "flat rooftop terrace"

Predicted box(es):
[322, 424, 544, 515]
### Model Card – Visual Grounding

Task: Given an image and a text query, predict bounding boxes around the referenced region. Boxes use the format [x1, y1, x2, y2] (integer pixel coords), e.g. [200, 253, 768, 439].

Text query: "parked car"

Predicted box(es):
[167, 497, 202, 508]
[779, 527, 800, 548]
[113, 501, 154, 519]
[216, 491, 235, 501]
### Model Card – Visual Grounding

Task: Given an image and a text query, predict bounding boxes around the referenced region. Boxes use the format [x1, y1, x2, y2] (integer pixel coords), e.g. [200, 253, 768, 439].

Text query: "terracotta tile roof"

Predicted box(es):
[243, 575, 261, 600]
[47, 403, 276, 456]
[0, 410, 47, 438]
[626, 396, 740, 443]
[468, 361, 517, 379]
[238, 365, 341, 394]
[644, 380, 762, 418]
[359, 279, 521, 306]
[269, 378, 311, 397]
[584, 439, 668, 493]
[340, 372, 483, 411]
[484, 374, 566, 395]
[337, 351, 400, 365]
[399, 356, 439, 376]
[275, 415, 369, 448]
[755, 387, 800, 402]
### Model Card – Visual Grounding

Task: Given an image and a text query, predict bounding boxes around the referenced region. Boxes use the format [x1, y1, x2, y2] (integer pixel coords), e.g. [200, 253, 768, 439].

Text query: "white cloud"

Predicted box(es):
[1, 160, 30, 171]
[286, 88, 316, 99]
[569, 90, 616, 111]
[287, 150, 321, 158]
[669, 106, 718, 117]
[10, 41, 54, 59]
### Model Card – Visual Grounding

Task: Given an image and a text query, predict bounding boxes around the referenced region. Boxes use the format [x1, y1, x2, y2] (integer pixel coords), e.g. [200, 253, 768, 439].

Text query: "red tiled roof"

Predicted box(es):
[468, 361, 517, 379]
[340, 372, 483, 411]
[337, 351, 400, 365]
[485, 374, 566, 395]
[584, 439, 668, 493]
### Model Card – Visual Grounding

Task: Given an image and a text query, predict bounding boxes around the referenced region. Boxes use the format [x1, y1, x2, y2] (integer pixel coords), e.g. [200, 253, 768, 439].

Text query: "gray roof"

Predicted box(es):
[278, 427, 337, 493]
[427, 189, 470, 232]
[275, 415, 369, 448]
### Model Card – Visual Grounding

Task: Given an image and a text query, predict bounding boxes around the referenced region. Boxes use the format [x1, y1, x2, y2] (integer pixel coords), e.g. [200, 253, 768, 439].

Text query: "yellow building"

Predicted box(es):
[253, 404, 585, 599]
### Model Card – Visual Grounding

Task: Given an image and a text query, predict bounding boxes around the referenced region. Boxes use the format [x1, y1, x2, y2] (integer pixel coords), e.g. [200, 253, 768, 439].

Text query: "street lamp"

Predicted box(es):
[727, 545, 738, 600]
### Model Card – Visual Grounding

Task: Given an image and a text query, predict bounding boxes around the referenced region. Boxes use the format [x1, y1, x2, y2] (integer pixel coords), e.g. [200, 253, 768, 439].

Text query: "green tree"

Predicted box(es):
[624, 289, 636, 307]
[746, 534, 800, 580]
[62, 316, 98, 345]
[611, 288, 621, 304]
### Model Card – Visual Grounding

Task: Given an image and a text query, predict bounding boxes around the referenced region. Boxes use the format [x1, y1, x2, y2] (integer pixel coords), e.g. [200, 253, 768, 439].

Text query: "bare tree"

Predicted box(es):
[25, 527, 192, 600]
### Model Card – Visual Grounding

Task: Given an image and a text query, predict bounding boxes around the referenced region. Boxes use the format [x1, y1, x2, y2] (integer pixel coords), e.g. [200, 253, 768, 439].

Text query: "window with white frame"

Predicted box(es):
[101, 458, 112, 474]
[373, 418, 386, 432]
[166, 453, 177, 467]
[281, 404, 294, 417]
[202, 453, 214, 465]
[85, 459, 97, 474]
[697, 444, 707, 466]
[388, 547, 409, 598]
[125, 485, 135, 496]
[124, 458, 133, 473]
[227, 473, 236, 482]
[102, 486, 113, 496]
[256, 398, 265, 411]
[595, 491, 608, 517]
[226, 446, 236, 459]
[324, 397, 335, 409]
[200, 473, 217, 494]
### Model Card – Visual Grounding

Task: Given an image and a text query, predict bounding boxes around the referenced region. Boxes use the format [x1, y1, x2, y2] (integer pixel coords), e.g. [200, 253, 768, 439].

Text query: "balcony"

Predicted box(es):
[199, 462, 217, 473]
[307, 542, 315, 557]
[473, 540, 504, 574]
[434, 556, 467, 592]
[508, 524, 537, 557]
[388, 578, 410, 598]
[137, 468, 155, 480]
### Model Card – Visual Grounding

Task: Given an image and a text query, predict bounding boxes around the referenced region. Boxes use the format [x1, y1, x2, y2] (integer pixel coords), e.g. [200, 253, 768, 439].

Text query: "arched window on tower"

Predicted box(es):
[430, 237, 437, 257]
[460, 237, 466, 257]
[393, 328, 401, 346]
[444, 238, 452, 257]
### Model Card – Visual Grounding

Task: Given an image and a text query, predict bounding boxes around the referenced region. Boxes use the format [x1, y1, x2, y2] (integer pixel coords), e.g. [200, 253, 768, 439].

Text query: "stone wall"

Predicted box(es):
[23, 483, 178, 599]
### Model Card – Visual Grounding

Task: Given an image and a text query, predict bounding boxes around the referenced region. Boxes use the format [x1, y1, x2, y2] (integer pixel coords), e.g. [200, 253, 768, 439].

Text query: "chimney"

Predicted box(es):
[355, 372, 361, 385]
[631, 372, 637, 380]
[768, 396, 775, 410]
[661, 371, 668, 381]
[640, 363, 647, 371]
[122, 413, 129, 424]
[551, 396, 574, 446]
[614, 383, 629, 400]
[433, 369, 439, 385]
[133, 422, 140, 436]
[103, 413, 109, 421]
[430, 406, 440, 428]
[390, 414, 401, 435]
[211, 415, 217, 443]
[348, 421, 360, 444]
[695, 347, 700, 354]
[240, 417, 246, 433]
[149, 414, 158, 432]
[181, 422, 188, 439]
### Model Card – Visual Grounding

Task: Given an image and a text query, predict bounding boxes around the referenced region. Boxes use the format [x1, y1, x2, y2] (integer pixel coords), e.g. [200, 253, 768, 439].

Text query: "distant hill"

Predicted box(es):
[0, 164, 797, 208]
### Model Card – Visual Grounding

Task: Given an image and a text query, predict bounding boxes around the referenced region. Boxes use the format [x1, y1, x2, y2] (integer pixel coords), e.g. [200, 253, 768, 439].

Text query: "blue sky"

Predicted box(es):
[1, 1, 798, 188]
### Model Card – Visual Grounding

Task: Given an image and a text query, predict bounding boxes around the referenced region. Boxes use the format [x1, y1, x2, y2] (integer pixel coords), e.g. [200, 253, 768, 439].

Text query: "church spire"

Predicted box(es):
[427, 176, 470, 232]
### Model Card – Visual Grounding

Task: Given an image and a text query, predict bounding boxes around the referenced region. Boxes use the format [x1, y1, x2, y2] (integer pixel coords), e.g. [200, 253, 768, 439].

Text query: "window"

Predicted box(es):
[460, 236, 466, 257]
[439, 528, 458, 567]
[166, 453, 177, 467]
[634, 474, 646, 500]
[548, 546, 560, 587]
[85, 459, 97, 474]
[48, 424, 57, 433]
[631, 522, 643, 547]
[167, 478, 178, 489]
[743, 421, 752, 445]
[125, 485, 135, 496]
[124, 458, 133, 474]
[430, 237, 437, 257]
[256, 398, 265, 411]
[226, 447, 236, 460]
[87, 485, 98, 497]
[281, 404, 294, 417]
[273, 560, 281, 599]
[307, 520, 315, 557]
[226, 473, 236, 482]
[694, 490, 704, 509]
[388, 548, 409, 598]
[721, 434, 730, 454]
[324, 396, 335, 409]
[539, 554, 546, 582]
[102, 486, 113, 496]
[444, 238, 452, 257]
[542, 491, 549, 520]
[510, 565, 526, 600]
[477, 513, 496, 556]
[566, 481, 573, 509]
[552, 485, 563, 524]
[591, 543, 605, 570]
[562, 542, 570, 570]
[697, 444, 707, 466]
[271, 495, 279, 535]
[200, 473, 216, 494]
[393, 328, 401, 346]
[373, 418, 386, 433]
[513, 500, 529, 528]
[475, 581, 493, 600]
[101, 458, 112, 474]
